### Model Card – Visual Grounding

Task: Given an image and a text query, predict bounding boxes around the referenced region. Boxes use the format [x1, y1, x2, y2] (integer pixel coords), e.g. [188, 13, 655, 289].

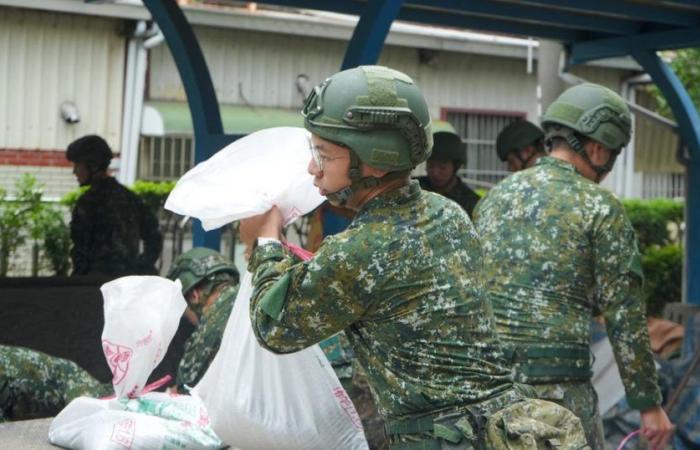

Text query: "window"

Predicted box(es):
[138, 135, 194, 181]
[444, 109, 524, 187]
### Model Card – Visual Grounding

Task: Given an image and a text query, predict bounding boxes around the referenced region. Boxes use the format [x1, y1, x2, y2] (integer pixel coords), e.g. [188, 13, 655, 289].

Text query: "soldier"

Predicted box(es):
[495, 120, 546, 172]
[0, 345, 112, 421]
[165, 247, 239, 392]
[417, 130, 480, 217]
[473, 83, 674, 449]
[239, 65, 588, 449]
[0, 248, 238, 420]
[66, 135, 162, 276]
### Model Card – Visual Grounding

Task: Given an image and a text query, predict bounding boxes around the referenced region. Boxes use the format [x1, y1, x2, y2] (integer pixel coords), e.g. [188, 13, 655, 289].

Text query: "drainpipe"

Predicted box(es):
[118, 21, 163, 187]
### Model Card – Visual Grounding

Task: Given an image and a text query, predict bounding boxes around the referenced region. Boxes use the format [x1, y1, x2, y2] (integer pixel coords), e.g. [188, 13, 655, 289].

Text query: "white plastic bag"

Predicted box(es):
[48, 392, 223, 450]
[100, 276, 187, 398]
[194, 272, 368, 450]
[164, 127, 324, 230]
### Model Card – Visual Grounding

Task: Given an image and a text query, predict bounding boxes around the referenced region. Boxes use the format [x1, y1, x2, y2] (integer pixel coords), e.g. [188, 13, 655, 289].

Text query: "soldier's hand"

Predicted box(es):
[239, 206, 284, 250]
[640, 406, 674, 450]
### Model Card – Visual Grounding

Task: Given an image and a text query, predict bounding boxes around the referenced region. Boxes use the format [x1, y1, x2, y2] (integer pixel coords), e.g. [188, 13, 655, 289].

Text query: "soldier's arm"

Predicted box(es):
[248, 236, 368, 354]
[69, 197, 93, 275]
[138, 200, 163, 267]
[594, 202, 662, 410]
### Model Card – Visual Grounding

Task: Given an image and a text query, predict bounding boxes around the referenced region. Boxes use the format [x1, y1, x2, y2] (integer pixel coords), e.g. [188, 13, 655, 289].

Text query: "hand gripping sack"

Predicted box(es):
[164, 127, 324, 230]
[193, 271, 368, 450]
[101, 276, 187, 398]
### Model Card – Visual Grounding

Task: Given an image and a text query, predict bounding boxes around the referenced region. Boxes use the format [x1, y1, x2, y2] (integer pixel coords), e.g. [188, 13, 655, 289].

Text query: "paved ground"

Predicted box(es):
[0, 418, 60, 449]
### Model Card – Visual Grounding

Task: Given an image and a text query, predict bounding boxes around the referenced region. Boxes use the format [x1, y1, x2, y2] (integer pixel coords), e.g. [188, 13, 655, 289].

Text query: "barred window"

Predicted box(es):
[444, 110, 523, 188]
[138, 135, 194, 181]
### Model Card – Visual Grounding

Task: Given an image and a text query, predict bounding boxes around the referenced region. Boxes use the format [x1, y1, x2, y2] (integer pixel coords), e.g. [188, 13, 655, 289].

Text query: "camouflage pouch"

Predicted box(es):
[484, 399, 590, 450]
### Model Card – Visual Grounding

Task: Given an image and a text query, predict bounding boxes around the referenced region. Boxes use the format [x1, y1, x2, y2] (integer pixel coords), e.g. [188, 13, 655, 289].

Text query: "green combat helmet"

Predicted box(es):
[302, 65, 432, 205]
[541, 83, 631, 180]
[430, 131, 466, 165]
[166, 247, 239, 298]
[495, 120, 544, 162]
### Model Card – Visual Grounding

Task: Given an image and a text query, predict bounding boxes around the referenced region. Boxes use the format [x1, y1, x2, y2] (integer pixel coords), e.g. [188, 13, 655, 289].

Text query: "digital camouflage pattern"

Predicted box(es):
[530, 381, 606, 449]
[246, 180, 587, 449]
[473, 158, 662, 414]
[417, 176, 480, 218]
[71, 177, 162, 276]
[248, 181, 514, 420]
[319, 331, 355, 381]
[485, 398, 589, 449]
[176, 282, 238, 391]
[0, 345, 111, 421]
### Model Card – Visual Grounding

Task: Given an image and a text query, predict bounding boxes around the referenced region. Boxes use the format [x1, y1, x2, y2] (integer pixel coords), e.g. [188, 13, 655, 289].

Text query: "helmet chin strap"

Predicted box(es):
[560, 131, 618, 183]
[325, 151, 405, 206]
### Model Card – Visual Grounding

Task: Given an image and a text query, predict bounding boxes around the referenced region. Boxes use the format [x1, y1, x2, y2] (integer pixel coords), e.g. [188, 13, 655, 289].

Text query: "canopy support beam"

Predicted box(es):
[632, 50, 700, 305]
[341, 0, 403, 70]
[143, 0, 241, 250]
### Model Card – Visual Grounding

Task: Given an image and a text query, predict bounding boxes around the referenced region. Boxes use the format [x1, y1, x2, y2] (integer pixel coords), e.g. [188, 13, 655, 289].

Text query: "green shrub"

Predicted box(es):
[131, 180, 175, 214]
[622, 198, 683, 251]
[641, 244, 683, 317]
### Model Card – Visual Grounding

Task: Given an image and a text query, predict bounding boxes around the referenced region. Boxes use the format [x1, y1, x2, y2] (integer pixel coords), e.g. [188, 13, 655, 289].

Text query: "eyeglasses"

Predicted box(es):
[308, 138, 348, 171]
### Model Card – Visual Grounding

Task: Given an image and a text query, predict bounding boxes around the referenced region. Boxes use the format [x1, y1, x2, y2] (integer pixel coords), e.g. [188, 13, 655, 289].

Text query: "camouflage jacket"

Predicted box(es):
[0, 345, 111, 421]
[473, 156, 661, 410]
[176, 282, 238, 391]
[70, 177, 162, 276]
[417, 176, 480, 218]
[248, 181, 514, 420]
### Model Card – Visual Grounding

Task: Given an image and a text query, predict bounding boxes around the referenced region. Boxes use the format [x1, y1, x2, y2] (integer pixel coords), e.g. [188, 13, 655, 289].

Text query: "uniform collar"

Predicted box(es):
[356, 180, 421, 217]
[535, 156, 585, 177]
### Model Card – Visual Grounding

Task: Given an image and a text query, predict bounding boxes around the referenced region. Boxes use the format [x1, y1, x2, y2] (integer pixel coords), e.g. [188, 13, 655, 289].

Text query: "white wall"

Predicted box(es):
[0, 7, 125, 151]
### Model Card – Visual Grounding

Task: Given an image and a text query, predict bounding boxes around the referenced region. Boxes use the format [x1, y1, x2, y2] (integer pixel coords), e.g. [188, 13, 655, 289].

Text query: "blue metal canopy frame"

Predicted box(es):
[127, 0, 700, 304]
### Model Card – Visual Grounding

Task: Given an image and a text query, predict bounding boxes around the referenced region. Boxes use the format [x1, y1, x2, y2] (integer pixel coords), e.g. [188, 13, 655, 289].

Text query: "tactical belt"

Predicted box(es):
[384, 388, 524, 450]
[502, 344, 592, 383]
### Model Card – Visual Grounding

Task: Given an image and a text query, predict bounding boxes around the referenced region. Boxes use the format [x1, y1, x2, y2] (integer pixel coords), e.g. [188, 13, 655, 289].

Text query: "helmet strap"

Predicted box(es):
[515, 149, 536, 169]
[325, 151, 405, 206]
[549, 127, 616, 183]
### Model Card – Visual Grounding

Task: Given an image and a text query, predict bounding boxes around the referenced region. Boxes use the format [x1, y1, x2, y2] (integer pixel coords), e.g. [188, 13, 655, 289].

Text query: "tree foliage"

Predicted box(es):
[649, 48, 700, 119]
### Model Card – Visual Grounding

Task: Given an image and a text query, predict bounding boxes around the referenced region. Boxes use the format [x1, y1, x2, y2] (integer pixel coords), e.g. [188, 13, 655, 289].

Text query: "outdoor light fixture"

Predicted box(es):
[59, 101, 81, 124]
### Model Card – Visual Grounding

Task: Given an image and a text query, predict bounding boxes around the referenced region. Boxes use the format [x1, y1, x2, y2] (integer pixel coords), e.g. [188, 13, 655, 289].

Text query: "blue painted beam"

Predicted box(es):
[507, 0, 700, 27]
[632, 50, 700, 306]
[569, 27, 700, 65]
[256, 0, 581, 41]
[143, 0, 239, 250]
[342, 0, 404, 69]
[405, 0, 639, 35]
[398, 7, 581, 42]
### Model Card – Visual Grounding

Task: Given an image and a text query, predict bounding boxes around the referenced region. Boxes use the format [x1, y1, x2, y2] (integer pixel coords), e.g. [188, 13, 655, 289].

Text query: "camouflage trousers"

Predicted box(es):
[384, 388, 589, 450]
[0, 345, 110, 421]
[531, 381, 605, 450]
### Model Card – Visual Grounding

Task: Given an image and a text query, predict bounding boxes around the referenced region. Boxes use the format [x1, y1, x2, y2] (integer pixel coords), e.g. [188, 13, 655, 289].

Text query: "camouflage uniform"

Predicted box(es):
[0, 345, 111, 421]
[417, 176, 480, 218]
[176, 282, 238, 391]
[473, 156, 663, 448]
[249, 181, 588, 449]
[71, 177, 162, 276]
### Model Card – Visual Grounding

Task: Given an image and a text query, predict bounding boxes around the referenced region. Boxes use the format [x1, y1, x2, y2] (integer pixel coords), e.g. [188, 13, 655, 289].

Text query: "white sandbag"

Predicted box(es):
[194, 272, 368, 450]
[49, 392, 223, 450]
[100, 276, 187, 398]
[164, 127, 324, 230]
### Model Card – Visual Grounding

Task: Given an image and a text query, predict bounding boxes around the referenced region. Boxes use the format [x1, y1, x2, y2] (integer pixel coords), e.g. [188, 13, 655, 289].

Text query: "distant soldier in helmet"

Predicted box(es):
[417, 130, 480, 217]
[0, 248, 239, 420]
[166, 247, 239, 392]
[239, 66, 588, 449]
[66, 134, 162, 276]
[474, 83, 673, 449]
[495, 120, 546, 172]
